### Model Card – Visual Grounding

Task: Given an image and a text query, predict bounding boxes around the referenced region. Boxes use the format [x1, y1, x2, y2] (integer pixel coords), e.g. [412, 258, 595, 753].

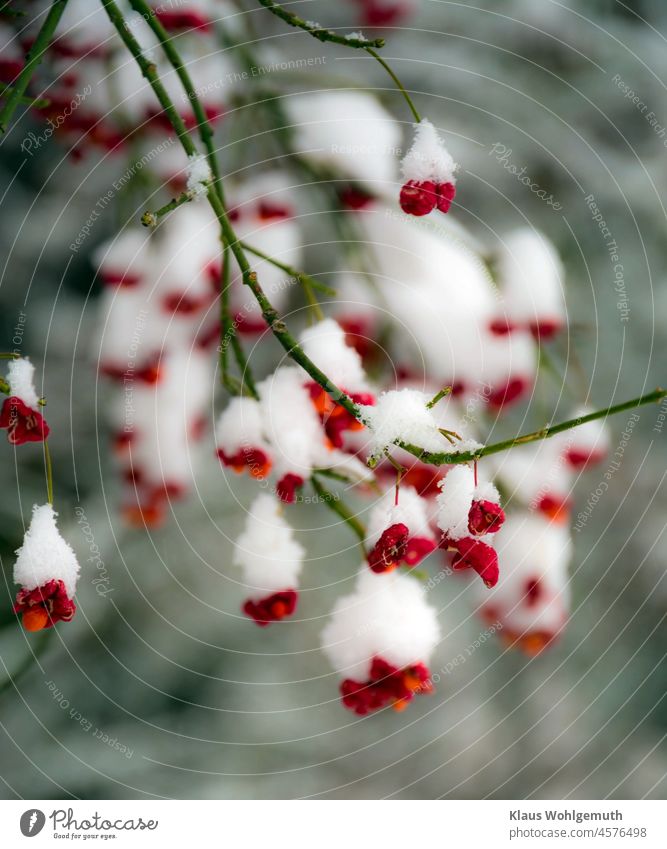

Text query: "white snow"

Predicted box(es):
[298, 318, 370, 393]
[401, 119, 457, 184]
[6, 357, 40, 410]
[321, 568, 440, 680]
[436, 465, 476, 540]
[366, 485, 434, 548]
[14, 504, 80, 597]
[233, 493, 305, 599]
[359, 388, 472, 462]
[258, 366, 327, 479]
[186, 153, 212, 198]
[215, 397, 271, 456]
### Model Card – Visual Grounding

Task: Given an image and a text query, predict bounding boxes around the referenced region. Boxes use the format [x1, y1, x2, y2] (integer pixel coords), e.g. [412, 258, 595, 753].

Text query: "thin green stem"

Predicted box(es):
[102, 0, 258, 396]
[365, 47, 421, 123]
[426, 386, 452, 409]
[128, 0, 225, 201]
[230, 334, 259, 399]
[141, 190, 198, 226]
[0, 0, 69, 134]
[302, 278, 324, 322]
[400, 388, 667, 466]
[0, 630, 50, 699]
[0, 84, 50, 108]
[43, 439, 54, 505]
[256, 0, 384, 49]
[240, 242, 337, 296]
[105, 0, 663, 471]
[0, 353, 19, 359]
[311, 475, 366, 544]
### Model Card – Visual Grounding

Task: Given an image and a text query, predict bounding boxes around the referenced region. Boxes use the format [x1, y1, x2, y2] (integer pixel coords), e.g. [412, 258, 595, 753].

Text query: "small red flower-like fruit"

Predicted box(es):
[218, 447, 272, 480]
[0, 396, 50, 445]
[399, 180, 456, 216]
[442, 536, 499, 588]
[243, 590, 298, 627]
[14, 579, 76, 631]
[367, 522, 410, 573]
[276, 473, 305, 504]
[340, 657, 433, 715]
[468, 500, 505, 536]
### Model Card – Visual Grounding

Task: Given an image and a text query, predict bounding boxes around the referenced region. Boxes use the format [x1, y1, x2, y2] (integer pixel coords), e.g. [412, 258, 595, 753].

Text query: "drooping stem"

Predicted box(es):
[255, 0, 385, 48]
[0, 0, 69, 134]
[401, 388, 667, 466]
[219, 242, 237, 393]
[127, 0, 224, 201]
[103, 0, 666, 469]
[241, 242, 337, 296]
[0, 353, 20, 359]
[43, 439, 54, 505]
[311, 475, 366, 544]
[364, 47, 421, 123]
[101, 0, 258, 396]
[230, 332, 259, 399]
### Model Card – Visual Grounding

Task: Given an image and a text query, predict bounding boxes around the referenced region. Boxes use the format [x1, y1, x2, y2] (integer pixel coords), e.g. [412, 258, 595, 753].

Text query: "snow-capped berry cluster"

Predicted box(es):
[13, 504, 80, 632]
[400, 119, 458, 216]
[217, 319, 374, 505]
[233, 493, 304, 626]
[437, 466, 505, 588]
[365, 486, 436, 573]
[4, 0, 623, 711]
[0, 357, 49, 445]
[0, 357, 82, 631]
[321, 569, 440, 714]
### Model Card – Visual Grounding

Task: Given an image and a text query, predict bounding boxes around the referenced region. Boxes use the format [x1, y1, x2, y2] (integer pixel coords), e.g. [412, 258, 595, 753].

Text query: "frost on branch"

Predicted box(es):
[185, 153, 212, 198]
[13, 504, 80, 631]
[321, 569, 440, 714]
[233, 493, 304, 626]
[358, 388, 482, 463]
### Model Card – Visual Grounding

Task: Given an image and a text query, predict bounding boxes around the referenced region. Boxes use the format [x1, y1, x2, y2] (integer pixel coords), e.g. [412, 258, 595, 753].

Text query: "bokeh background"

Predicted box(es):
[1, 0, 666, 799]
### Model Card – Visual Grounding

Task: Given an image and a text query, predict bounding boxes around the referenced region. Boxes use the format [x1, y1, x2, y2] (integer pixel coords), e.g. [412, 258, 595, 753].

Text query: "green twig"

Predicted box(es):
[311, 475, 366, 544]
[128, 0, 224, 201]
[0, 0, 69, 133]
[426, 386, 452, 409]
[241, 242, 337, 296]
[364, 46, 421, 123]
[105, 0, 665, 471]
[400, 388, 667, 466]
[43, 439, 54, 505]
[141, 190, 198, 227]
[256, 0, 384, 48]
